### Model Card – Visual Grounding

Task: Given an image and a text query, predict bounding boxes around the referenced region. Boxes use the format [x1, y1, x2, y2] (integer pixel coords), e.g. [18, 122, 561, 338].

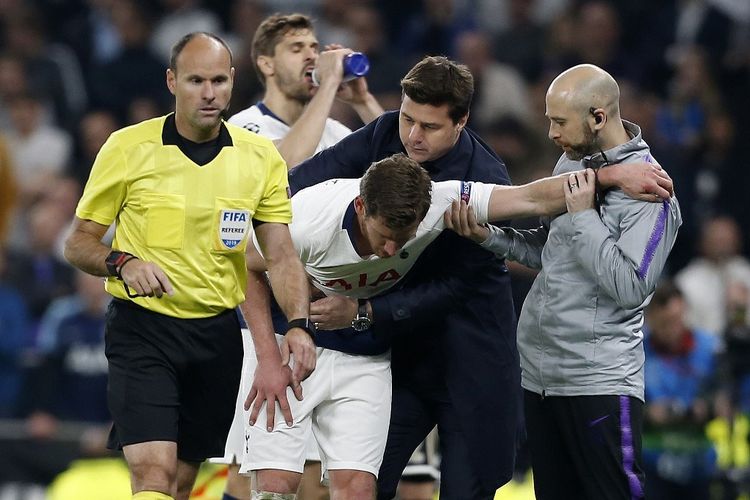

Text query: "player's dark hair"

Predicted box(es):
[251, 13, 315, 86]
[170, 32, 233, 73]
[400, 56, 474, 123]
[360, 154, 432, 230]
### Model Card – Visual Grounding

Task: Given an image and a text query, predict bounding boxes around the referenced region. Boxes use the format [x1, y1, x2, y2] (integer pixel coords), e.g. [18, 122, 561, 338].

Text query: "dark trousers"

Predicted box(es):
[524, 390, 645, 500]
[377, 383, 495, 500]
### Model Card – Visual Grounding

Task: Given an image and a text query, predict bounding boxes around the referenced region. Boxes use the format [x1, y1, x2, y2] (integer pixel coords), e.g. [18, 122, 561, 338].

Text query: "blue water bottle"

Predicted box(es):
[311, 52, 370, 86]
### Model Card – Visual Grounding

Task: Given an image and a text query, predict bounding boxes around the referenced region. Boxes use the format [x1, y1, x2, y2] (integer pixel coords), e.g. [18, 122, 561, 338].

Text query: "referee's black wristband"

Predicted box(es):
[105, 251, 137, 279]
[286, 318, 316, 343]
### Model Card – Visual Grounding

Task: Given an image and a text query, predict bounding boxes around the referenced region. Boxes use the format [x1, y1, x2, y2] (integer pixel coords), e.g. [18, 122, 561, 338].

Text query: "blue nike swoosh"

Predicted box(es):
[589, 414, 610, 427]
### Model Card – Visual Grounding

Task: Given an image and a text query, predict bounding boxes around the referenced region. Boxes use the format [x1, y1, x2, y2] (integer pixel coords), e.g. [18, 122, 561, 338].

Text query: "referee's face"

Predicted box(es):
[168, 35, 234, 142]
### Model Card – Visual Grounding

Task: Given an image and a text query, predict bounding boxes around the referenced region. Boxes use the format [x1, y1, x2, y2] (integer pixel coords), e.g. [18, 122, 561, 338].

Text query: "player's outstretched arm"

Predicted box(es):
[484, 161, 673, 222]
[598, 161, 673, 200]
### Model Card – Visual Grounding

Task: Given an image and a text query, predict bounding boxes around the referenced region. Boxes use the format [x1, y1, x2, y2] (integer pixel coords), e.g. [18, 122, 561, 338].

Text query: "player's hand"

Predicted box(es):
[310, 295, 358, 329]
[612, 161, 673, 201]
[245, 361, 297, 430]
[565, 169, 596, 213]
[119, 259, 174, 297]
[337, 75, 371, 104]
[444, 200, 490, 243]
[320, 43, 370, 104]
[281, 329, 316, 385]
[313, 47, 350, 88]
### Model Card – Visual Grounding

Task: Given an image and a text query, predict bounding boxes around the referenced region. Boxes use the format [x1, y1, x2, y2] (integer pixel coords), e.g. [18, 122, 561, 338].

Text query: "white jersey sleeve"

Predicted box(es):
[426, 180, 494, 229]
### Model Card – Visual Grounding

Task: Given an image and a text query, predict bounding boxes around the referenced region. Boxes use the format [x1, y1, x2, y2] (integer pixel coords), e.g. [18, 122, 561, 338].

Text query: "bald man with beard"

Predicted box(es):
[447, 64, 682, 500]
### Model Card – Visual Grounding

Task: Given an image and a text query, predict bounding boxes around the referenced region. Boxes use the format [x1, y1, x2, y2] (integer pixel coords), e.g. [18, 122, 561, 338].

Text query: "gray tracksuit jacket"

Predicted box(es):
[482, 121, 681, 401]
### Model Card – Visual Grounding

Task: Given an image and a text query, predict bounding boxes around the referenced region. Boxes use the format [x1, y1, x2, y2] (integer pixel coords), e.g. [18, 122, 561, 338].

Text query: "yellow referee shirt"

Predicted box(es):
[76, 114, 292, 318]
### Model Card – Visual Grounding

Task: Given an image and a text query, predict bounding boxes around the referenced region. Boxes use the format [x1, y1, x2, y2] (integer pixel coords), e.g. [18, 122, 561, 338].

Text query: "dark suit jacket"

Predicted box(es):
[289, 111, 521, 490]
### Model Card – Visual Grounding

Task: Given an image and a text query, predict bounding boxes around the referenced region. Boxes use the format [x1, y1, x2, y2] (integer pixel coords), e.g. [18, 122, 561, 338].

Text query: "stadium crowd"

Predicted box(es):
[0, 0, 750, 498]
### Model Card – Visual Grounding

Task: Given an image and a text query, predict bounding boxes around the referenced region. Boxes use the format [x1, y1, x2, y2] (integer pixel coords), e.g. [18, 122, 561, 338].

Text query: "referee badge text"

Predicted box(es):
[219, 209, 250, 249]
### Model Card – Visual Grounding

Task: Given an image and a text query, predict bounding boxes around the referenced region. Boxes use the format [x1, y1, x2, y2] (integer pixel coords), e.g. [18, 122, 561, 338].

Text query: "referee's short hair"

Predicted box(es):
[360, 154, 432, 231]
[170, 32, 233, 73]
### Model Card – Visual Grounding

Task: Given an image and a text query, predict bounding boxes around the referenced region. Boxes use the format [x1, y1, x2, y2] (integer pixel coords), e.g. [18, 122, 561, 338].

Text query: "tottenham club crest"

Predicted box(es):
[219, 209, 250, 249]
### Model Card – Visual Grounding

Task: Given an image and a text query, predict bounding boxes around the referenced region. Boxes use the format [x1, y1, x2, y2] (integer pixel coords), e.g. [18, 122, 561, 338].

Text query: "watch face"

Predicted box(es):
[351, 316, 372, 332]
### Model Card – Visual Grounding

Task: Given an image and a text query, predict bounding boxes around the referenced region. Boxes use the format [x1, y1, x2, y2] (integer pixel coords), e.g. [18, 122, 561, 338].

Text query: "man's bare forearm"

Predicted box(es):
[254, 223, 310, 322]
[488, 173, 570, 221]
[267, 254, 309, 321]
[241, 270, 283, 362]
[351, 92, 384, 124]
[63, 219, 112, 276]
[597, 161, 674, 199]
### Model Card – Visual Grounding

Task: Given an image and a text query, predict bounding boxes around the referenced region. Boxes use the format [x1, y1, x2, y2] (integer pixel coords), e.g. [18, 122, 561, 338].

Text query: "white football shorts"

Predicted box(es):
[208, 329, 322, 464]
[239, 334, 391, 477]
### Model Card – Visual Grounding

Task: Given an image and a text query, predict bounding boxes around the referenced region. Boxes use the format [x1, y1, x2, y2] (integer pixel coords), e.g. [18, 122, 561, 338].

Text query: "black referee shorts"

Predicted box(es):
[104, 298, 243, 462]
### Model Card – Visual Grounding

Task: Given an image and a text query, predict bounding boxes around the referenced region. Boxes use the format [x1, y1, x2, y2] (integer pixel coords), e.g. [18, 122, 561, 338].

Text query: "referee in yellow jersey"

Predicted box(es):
[64, 32, 315, 500]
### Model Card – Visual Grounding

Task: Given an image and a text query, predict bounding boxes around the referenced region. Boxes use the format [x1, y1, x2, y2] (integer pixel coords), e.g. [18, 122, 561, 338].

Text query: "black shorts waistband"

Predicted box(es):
[111, 297, 235, 321]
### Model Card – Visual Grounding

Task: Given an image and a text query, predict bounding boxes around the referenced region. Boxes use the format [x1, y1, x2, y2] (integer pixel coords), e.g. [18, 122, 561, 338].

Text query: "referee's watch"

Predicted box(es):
[105, 250, 137, 279]
[287, 318, 316, 342]
[351, 299, 372, 332]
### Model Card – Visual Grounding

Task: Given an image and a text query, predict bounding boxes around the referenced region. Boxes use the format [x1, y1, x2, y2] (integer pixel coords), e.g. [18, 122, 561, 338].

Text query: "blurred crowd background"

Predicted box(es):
[1, 0, 750, 498]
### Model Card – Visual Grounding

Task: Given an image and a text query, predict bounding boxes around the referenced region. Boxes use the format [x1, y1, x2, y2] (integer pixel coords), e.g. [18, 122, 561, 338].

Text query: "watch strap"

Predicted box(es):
[351, 299, 373, 332]
[357, 298, 369, 319]
[105, 251, 137, 279]
[287, 318, 316, 342]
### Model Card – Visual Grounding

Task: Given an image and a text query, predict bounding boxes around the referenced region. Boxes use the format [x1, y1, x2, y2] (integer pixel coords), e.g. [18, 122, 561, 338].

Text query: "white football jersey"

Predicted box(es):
[228, 103, 351, 152]
[285, 178, 494, 299]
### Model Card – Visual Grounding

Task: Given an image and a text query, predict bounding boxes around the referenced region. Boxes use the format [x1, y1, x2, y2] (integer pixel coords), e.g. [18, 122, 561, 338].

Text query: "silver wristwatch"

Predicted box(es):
[351, 299, 372, 332]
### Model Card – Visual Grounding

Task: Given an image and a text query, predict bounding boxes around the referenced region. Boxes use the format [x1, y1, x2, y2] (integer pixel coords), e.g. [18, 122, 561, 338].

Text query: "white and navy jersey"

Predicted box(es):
[286, 178, 494, 300]
[228, 102, 351, 152]
[229, 102, 351, 331]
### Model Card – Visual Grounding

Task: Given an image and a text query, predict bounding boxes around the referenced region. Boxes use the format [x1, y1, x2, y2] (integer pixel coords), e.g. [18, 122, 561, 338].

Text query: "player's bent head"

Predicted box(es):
[401, 56, 473, 124]
[360, 154, 432, 230]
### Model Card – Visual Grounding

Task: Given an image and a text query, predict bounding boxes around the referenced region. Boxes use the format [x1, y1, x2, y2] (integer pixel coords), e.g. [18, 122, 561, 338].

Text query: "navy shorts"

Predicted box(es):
[524, 390, 645, 500]
[105, 298, 243, 462]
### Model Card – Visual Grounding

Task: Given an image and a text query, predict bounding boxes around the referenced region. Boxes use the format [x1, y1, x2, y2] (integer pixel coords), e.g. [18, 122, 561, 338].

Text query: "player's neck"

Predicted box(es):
[262, 89, 306, 126]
